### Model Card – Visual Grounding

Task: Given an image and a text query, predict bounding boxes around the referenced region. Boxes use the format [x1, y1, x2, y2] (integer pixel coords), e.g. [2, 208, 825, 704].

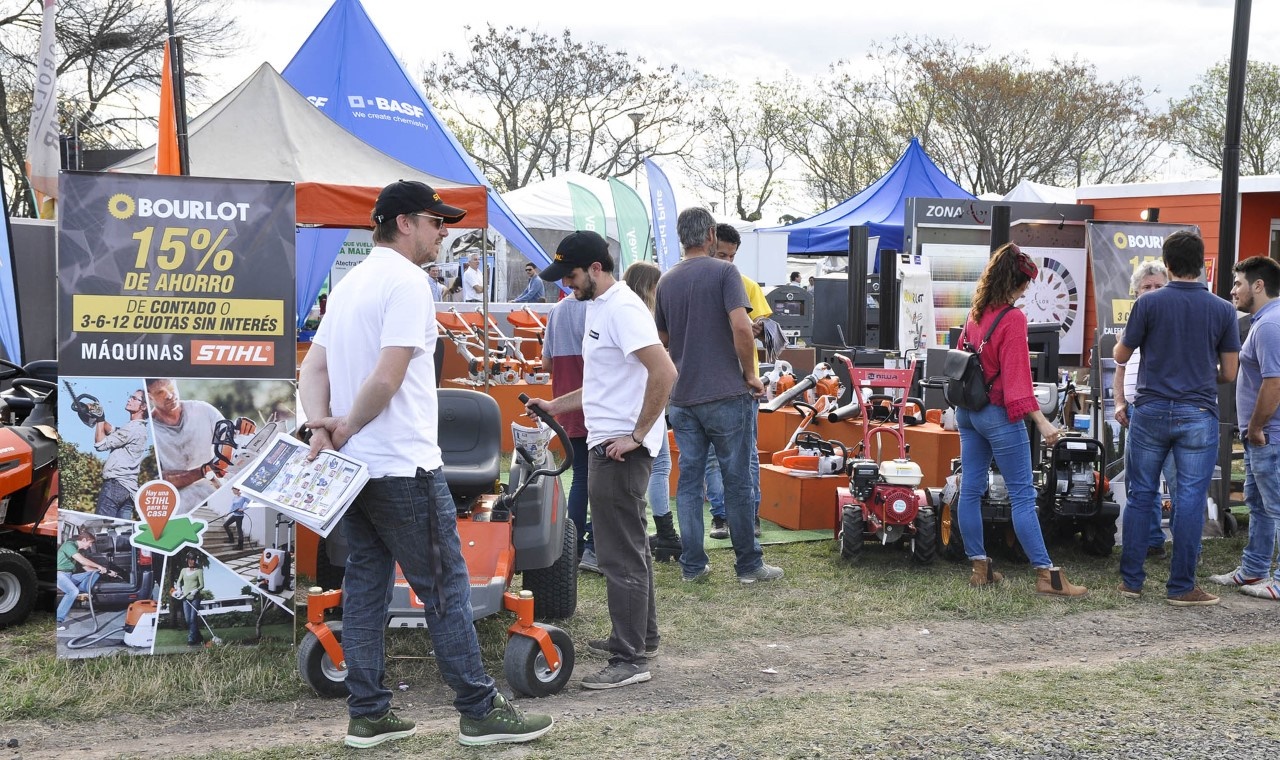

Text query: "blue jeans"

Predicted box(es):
[1148, 454, 1177, 548]
[95, 480, 135, 520]
[568, 437, 593, 553]
[56, 570, 100, 623]
[704, 444, 726, 520]
[703, 409, 762, 522]
[1121, 401, 1219, 596]
[1240, 439, 1280, 582]
[340, 468, 496, 720]
[648, 432, 672, 518]
[669, 395, 763, 577]
[184, 597, 203, 642]
[956, 403, 1052, 568]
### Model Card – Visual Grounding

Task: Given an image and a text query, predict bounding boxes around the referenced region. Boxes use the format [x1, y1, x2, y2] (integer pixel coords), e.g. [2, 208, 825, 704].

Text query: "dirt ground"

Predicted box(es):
[8, 591, 1278, 759]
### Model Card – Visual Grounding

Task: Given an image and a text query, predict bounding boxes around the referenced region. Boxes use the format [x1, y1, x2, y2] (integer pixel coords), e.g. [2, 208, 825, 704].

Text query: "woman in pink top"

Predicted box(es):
[955, 243, 1087, 597]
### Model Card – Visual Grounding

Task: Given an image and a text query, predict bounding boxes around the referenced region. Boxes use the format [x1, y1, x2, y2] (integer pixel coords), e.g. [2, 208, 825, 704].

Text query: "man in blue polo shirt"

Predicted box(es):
[1114, 229, 1240, 607]
[1210, 255, 1280, 599]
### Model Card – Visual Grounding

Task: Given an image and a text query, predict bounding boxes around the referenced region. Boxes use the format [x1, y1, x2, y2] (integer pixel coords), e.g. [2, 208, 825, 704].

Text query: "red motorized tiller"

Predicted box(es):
[830, 355, 936, 564]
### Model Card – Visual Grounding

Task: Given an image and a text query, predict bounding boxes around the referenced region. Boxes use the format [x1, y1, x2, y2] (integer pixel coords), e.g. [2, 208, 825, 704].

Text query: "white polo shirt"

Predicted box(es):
[581, 281, 665, 455]
[313, 247, 442, 477]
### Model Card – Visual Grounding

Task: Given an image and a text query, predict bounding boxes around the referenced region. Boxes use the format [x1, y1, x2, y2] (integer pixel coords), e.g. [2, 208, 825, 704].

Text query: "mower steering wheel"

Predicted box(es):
[11, 377, 55, 401]
[0, 359, 22, 380]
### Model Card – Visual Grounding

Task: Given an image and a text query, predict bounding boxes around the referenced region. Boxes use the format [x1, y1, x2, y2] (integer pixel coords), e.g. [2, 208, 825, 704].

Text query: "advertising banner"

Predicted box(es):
[645, 158, 680, 272]
[607, 177, 652, 269]
[1087, 221, 1200, 338]
[58, 173, 295, 379]
[568, 182, 607, 236]
[56, 174, 297, 659]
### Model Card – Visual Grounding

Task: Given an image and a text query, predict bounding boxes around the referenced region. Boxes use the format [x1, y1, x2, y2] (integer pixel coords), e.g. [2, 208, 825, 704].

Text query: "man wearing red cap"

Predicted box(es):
[301, 180, 553, 749]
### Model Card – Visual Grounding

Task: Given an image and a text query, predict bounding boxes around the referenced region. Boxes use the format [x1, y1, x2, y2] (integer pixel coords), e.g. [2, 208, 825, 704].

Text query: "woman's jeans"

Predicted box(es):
[956, 403, 1053, 568]
[568, 436, 593, 553]
[1121, 401, 1219, 596]
[647, 431, 672, 518]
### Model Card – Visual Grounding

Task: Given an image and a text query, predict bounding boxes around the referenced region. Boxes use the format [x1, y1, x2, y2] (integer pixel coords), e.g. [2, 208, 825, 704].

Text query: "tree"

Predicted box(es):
[0, 0, 239, 216]
[423, 25, 696, 191]
[685, 78, 794, 222]
[1168, 59, 1280, 175]
[783, 38, 1166, 201]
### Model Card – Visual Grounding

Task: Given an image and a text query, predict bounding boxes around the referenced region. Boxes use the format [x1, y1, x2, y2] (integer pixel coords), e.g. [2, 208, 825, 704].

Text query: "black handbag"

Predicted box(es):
[943, 306, 1015, 411]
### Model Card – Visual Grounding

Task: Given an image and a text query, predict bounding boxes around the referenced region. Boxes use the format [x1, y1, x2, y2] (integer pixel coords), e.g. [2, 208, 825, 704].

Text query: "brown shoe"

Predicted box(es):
[1035, 567, 1088, 598]
[1166, 587, 1219, 607]
[1118, 583, 1142, 599]
[969, 558, 1004, 587]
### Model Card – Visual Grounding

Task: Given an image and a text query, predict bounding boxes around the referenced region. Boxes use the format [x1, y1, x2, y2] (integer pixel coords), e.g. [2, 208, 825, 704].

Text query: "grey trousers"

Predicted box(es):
[588, 445, 659, 665]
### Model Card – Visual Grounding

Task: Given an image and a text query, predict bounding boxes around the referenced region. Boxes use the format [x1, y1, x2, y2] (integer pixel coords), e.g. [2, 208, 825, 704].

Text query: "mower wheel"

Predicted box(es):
[911, 509, 937, 565]
[839, 506, 864, 562]
[298, 622, 349, 698]
[0, 547, 37, 629]
[504, 624, 574, 698]
[1081, 517, 1118, 557]
[522, 520, 578, 620]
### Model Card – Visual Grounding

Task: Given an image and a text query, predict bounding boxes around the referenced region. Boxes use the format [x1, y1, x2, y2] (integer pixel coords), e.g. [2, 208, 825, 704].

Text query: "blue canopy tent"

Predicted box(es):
[282, 0, 550, 283]
[761, 138, 972, 256]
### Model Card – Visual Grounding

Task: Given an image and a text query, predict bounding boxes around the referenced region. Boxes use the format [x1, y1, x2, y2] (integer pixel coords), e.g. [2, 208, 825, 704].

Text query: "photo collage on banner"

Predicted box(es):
[56, 173, 296, 658]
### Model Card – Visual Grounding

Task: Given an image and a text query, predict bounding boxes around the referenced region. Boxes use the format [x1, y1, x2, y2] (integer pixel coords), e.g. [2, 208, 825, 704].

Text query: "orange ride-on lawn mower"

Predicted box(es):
[297, 390, 578, 698]
[0, 360, 60, 629]
[828, 354, 936, 565]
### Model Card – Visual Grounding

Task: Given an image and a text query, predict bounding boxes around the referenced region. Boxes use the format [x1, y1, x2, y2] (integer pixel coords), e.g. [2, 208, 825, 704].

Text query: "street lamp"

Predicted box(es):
[627, 111, 645, 187]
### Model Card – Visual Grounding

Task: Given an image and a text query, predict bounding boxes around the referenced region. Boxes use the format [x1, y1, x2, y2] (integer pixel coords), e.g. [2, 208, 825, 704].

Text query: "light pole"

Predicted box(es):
[627, 111, 645, 188]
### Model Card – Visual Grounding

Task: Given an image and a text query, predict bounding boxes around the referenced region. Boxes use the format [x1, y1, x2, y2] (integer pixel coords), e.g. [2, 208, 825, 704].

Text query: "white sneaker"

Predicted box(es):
[1240, 580, 1280, 600]
[1208, 566, 1265, 587]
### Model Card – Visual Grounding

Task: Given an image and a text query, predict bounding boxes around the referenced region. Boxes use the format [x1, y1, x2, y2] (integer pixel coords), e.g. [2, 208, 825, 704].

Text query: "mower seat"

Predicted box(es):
[437, 389, 502, 505]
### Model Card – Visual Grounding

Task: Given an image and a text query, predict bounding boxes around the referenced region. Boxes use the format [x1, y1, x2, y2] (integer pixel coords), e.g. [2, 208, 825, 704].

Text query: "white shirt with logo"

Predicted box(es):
[581, 282, 665, 454]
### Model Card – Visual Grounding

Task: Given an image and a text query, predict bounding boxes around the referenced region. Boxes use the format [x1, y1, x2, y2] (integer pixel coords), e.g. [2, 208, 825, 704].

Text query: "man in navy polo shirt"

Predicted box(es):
[1115, 230, 1240, 606]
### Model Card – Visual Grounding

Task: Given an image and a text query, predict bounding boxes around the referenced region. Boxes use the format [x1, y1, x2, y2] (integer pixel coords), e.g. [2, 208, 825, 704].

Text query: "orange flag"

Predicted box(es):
[156, 40, 180, 175]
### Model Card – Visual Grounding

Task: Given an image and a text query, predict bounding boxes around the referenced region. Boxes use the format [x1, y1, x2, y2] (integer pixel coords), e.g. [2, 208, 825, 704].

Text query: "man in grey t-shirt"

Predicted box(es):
[147, 378, 223, 510]
[94, 388, 150, 520]
[654, 207, 782, 585]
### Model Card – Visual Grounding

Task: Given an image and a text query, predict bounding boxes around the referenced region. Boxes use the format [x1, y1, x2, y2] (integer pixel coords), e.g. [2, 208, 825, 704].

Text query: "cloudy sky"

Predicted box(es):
[212, 0, 1277, 105]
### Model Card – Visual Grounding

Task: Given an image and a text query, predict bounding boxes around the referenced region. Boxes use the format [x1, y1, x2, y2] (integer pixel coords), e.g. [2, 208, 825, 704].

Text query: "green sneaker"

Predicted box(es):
[458, 693, 554, 746]
[344, 710, 416, 749]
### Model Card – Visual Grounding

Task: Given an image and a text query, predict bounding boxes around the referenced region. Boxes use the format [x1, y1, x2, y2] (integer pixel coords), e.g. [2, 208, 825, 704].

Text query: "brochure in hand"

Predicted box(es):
[229, 430, 368, 537]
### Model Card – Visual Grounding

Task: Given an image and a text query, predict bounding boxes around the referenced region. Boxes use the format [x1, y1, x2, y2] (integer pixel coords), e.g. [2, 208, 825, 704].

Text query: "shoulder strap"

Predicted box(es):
[975, 305, 1016, 353]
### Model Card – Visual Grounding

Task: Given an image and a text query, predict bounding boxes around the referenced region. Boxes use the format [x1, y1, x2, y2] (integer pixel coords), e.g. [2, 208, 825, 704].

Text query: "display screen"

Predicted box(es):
[773, 299, 805, 316]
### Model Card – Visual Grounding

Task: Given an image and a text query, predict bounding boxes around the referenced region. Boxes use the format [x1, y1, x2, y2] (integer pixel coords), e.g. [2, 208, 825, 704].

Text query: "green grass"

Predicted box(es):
[1, 534, 1250, 725]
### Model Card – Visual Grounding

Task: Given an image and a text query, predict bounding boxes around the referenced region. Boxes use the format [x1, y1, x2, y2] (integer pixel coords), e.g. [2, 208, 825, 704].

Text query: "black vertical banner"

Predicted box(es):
[58, 173, 296, 379]
[1087, 221, 1200, 338]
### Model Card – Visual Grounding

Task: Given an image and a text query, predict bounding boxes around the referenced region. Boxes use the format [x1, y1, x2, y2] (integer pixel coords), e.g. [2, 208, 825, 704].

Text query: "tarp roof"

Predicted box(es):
[108, 63, 487, 227]
[759, 138, 972, 254]
[1001, 179, 1077, 205]
[282, 0, 545, 264]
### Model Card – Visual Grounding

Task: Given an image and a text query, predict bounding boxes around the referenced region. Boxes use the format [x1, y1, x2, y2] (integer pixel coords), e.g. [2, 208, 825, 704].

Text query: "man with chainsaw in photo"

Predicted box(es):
[300, 180, 553, 749]
[528, 230, 677, 690]
[146, 378, 253, 510]
[91, 389, 150, 520]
